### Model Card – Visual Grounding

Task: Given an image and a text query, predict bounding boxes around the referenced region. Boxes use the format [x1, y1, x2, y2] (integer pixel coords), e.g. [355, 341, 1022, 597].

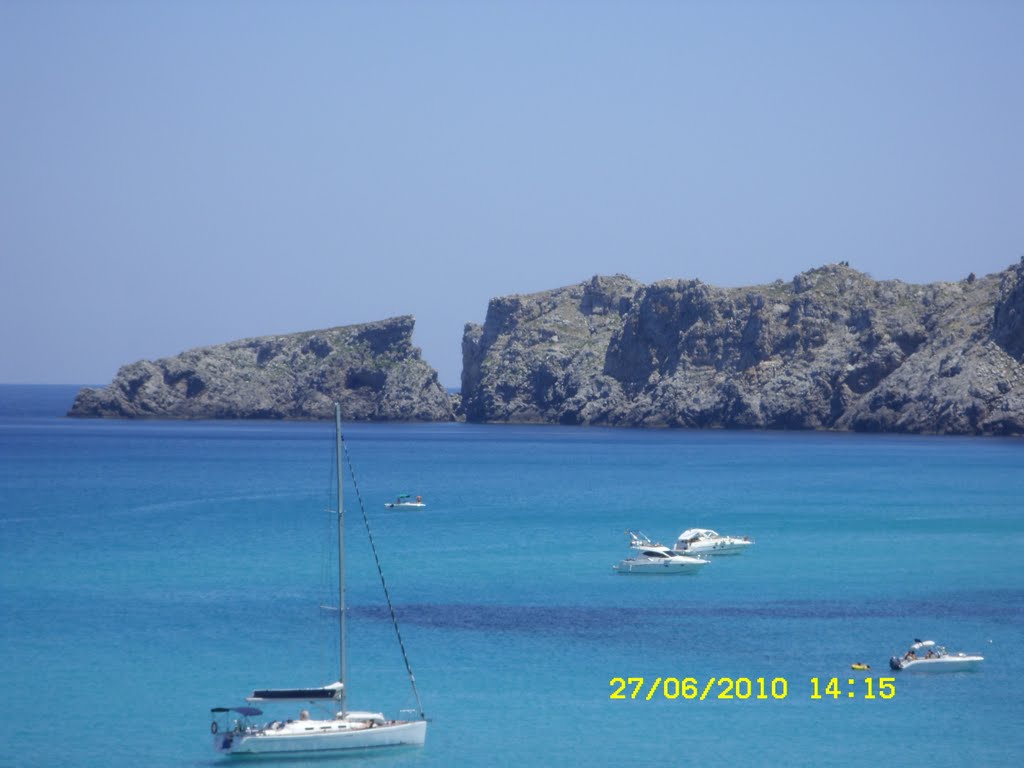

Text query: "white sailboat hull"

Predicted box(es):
[214, 718, 427, 755]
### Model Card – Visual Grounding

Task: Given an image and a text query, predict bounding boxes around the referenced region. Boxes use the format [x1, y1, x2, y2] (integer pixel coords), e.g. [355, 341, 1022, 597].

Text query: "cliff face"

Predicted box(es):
[68, 316, 455, 421]
[461, 263, 1024, 435]
[460, 275, 641, 424]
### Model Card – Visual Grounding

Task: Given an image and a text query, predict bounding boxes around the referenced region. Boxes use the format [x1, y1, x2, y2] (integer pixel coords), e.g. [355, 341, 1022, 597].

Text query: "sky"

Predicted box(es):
[2, 0, 1022, 388]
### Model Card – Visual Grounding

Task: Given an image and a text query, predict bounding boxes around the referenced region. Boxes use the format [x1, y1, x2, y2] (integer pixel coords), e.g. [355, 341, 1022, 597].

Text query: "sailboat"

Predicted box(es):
[209, 403, 427, 755]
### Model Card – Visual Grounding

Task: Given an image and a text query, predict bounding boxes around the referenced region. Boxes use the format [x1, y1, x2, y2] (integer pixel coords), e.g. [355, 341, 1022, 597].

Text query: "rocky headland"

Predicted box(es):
[68, 316, 454, 421]
[69, 263, 1024, 434]
[461, 262, 1024, 435]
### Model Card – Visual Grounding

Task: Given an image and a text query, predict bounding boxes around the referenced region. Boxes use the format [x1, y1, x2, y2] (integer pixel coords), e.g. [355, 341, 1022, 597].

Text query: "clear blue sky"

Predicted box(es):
[2, 0, 1021, 387]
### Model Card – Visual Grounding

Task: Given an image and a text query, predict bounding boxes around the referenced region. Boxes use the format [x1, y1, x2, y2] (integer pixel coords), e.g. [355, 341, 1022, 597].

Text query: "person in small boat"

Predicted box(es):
[904, 650, 916, 661]
[300, 710, 310, 721]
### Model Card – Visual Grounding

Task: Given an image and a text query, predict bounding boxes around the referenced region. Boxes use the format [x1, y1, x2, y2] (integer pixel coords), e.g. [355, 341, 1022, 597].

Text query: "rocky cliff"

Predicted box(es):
[461, 263, 1024, 435]
[69, 316, 455, 420]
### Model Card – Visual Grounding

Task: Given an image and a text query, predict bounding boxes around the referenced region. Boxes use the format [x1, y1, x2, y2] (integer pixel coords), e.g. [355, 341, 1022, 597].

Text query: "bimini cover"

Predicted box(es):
[678, 529, 712, 541]
[210, 707, 263, 717]
[247, 681, 343, 702]
[910, 640, 936, 652]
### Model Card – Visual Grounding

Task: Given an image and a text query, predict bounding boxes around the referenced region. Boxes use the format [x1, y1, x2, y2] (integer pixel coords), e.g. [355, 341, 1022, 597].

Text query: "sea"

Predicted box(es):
[1, 384, 1023, 767]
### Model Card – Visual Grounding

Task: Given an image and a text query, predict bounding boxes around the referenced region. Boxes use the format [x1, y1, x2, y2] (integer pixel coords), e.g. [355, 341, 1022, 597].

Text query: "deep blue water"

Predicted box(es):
[1, 384, 1023, 767]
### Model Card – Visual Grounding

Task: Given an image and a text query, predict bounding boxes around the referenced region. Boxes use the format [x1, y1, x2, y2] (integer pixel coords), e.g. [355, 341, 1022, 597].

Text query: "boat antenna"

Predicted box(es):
[334, 403, 347, 716]
[340, 433, 427, 720]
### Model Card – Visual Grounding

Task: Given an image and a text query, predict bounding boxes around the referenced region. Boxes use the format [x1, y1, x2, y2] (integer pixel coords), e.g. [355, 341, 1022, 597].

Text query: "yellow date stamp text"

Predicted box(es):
[609, 676, 896, 701]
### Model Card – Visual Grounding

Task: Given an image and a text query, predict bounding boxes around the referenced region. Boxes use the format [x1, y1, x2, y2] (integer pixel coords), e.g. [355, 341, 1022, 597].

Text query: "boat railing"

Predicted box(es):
[626, 530, 668, 549]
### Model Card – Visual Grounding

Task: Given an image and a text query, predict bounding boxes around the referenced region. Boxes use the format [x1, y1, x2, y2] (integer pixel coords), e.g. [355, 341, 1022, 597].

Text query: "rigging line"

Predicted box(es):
[341, 439, 426, 721]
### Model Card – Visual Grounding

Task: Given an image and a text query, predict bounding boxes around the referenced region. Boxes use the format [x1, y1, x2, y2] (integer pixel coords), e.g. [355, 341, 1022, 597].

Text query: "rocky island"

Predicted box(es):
[69, 263, 1024, 435]
[68, 316, 454, 421]
[461, 262, 1024, 435]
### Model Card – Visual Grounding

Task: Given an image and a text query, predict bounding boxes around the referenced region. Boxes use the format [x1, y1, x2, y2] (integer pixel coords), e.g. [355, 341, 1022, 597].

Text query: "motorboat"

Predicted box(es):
[614, 548, 709, 574]
[675, 528, 753, 555]
[209, 404, 427, 755]
[385, 494, 426, 509]
[613, 531, 710, 574]
[889, 640, 984, 672]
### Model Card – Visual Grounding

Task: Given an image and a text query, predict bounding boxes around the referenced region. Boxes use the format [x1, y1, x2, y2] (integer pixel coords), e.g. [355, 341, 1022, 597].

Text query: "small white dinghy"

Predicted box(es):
[385, 494, 426, 509]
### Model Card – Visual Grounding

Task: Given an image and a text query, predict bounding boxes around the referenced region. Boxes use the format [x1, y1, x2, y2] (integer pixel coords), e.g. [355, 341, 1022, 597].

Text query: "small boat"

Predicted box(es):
[385, 494, 426, 509]
[209, 403, 427, 755]
[889, 640, 984, 672]
[850, 663, 871, 671]
[613, 531, 710, 574]
[675, 528, 753, 555]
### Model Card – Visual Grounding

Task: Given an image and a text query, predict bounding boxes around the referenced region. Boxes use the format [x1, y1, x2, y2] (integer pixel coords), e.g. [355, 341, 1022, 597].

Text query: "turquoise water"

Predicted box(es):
[2, 384, 1023, 767]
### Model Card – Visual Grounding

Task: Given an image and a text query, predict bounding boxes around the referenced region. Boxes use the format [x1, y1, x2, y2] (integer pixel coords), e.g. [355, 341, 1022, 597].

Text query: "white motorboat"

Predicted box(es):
[889, 640, 984, 672]
[613, 531, 710, 574]
[385, 494, 426, 509]
[675, 528, 753, 555]
[210, 403, 427, 755]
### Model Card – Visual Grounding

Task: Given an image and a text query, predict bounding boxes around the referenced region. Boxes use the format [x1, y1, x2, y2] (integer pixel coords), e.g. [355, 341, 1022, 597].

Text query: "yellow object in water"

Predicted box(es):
[850, 663, 871, 670]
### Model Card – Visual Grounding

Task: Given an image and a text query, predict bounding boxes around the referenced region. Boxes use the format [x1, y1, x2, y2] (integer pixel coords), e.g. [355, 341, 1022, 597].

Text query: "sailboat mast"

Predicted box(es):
[335, 402, 347, 715]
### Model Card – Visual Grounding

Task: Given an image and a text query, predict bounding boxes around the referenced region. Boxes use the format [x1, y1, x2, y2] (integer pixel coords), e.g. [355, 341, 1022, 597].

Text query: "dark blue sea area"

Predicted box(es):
[1, 384, 1022, 766]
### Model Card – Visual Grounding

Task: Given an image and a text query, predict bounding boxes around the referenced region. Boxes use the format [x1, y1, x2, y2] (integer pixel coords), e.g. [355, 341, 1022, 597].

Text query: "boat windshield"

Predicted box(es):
[641, 549, 669, 558]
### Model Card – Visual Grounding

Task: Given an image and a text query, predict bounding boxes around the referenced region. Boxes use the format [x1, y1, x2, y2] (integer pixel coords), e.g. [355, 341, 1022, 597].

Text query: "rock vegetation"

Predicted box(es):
[461, 262, 1024, 435]
[68, 316, 454, 421]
